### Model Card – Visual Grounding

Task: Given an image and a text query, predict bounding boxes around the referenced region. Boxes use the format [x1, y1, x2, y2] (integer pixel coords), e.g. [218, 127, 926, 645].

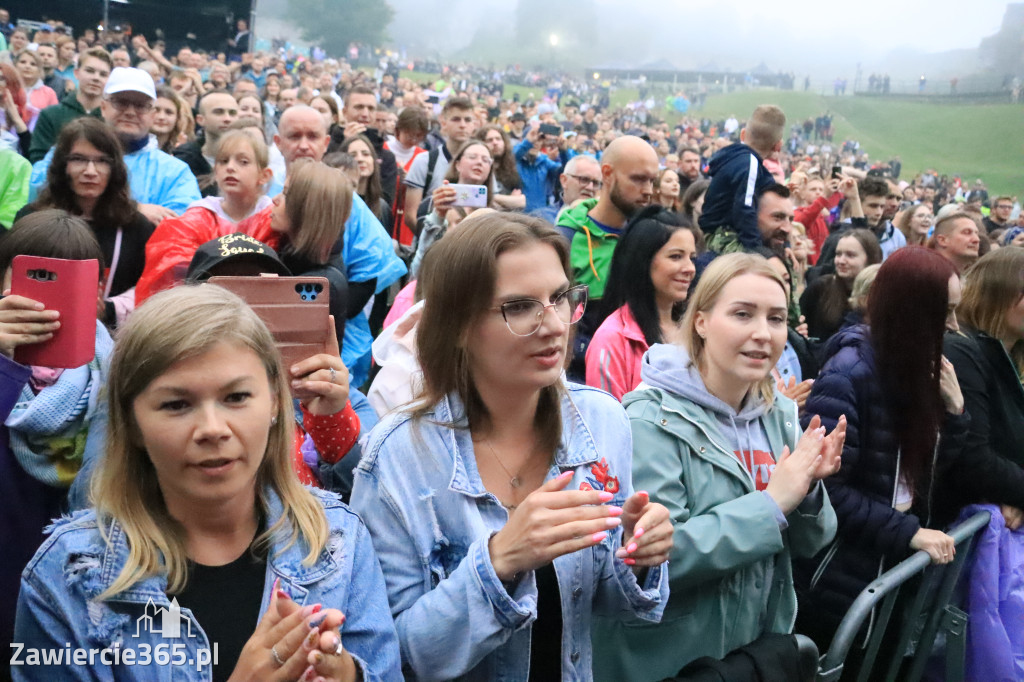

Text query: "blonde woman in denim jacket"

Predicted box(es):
[13, 286, 401, 682]
[351, 213, 673, 681]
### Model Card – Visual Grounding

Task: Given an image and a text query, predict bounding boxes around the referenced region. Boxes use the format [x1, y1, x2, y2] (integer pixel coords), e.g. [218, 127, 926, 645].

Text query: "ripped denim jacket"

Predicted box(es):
[350, 383, 668, 681]
[12, 487, 402, 681]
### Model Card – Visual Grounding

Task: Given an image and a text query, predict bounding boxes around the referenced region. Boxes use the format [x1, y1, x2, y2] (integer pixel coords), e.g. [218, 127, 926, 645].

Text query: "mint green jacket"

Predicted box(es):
[592, 385, 837, 682]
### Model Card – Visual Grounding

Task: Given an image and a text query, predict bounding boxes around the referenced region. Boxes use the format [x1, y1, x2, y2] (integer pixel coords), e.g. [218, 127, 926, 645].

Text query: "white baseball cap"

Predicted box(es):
[103, 67, 156, 100]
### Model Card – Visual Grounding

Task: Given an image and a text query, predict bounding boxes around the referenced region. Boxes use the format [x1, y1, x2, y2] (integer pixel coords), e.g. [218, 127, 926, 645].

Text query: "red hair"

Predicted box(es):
[868, 247, 956, 493]
[0, 63, 28, 125]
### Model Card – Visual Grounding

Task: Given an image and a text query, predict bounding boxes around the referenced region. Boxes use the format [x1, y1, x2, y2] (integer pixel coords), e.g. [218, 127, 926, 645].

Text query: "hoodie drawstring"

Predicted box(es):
[582, 226, 602, 283]
[728, 415, 759, 487]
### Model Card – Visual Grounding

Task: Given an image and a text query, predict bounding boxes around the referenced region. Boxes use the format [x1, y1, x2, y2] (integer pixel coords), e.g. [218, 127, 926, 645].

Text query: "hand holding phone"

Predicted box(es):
[288, 315, 350, 416]
[539, 123, 562, 137]
[448, 184, 489, 208]
[0, 295, 61, 360]
[10, 256, 98, 369]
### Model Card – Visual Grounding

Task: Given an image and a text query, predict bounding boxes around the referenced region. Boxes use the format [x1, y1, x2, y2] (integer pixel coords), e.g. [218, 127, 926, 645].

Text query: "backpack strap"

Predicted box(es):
[422, 148, 441, 196]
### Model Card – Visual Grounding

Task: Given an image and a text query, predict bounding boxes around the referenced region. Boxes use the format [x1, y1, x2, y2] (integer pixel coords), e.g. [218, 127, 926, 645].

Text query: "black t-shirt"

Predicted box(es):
[175, 546, 267, 682]
[528, 563, 562, 681]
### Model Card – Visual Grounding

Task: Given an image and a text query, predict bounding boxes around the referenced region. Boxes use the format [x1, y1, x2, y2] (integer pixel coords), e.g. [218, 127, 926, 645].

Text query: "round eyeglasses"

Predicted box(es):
[493, 285, 588, 336]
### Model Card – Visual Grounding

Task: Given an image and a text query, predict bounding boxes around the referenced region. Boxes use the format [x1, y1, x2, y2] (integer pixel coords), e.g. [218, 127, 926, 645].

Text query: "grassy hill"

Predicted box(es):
[398, 72, 1022, 197]
[693, 91, 1023, 197]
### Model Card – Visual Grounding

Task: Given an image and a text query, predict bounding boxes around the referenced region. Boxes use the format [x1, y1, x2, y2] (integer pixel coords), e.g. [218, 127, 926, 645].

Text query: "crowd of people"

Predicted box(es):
[0, 11, 1022, 682]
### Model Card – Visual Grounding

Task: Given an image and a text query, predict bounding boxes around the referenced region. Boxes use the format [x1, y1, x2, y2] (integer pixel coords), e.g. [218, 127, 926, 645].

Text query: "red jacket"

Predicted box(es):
[794, 192, 842, 265]
[135, 203, 273, 302]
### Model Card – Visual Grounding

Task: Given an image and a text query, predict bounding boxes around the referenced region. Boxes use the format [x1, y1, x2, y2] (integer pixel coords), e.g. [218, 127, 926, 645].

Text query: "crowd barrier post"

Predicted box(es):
[815, 510, 991, 682]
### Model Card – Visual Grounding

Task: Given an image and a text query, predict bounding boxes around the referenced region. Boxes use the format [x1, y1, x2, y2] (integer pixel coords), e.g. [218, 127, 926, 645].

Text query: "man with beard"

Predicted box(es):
[676, 146, 704, 194]
[557, 135, 658, 379]
[755, 183, 804, 326]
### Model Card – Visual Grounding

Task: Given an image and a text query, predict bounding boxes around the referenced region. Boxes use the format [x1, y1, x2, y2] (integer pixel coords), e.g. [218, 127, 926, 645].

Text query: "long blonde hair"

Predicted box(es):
[93, 285, 328, 599]
[283, 159, 352, 264]
[680, 253, 788, 406]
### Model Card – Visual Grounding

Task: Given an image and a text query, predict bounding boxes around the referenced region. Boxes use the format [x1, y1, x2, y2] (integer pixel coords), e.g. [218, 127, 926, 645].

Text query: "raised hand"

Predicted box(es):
[938, 356, 964, 415]
[765, 421, 826, 514]
[488, 471, 622, 582]
[615, 491, 673, 568]
[291, 315, 349, 415]
[0, 293, 60, 359]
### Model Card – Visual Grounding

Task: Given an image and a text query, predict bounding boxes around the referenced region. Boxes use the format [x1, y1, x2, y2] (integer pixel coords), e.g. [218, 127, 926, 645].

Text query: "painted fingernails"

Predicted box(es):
[311, 651, 324, 665]
[626, 542, 638, 553]
[591, 531, 608, 543]
[300, 603, 321, 617]
[606, 506, 623, 517]
[606, 517, 622, 528]
[634, 526, 645, 538]
[598, 492, 614, 502]
[300, 665, 315, 681]
[557, 471, 574, 480]
[308, 612, 327, 629]
[304, 629, 319, 651]
[624, 558, 636, 566]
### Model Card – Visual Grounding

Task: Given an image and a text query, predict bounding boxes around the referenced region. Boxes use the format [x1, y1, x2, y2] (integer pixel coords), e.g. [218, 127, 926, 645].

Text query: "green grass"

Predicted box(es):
[395, 75, 1022, 196]
[681, 90, 1024, 197]
[398, 70, 639, 109]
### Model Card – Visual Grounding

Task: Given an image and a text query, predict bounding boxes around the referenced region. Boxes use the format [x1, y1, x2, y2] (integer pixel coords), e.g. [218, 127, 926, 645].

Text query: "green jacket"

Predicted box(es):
[0, 150, 30, 228]
[28, 93, 102, 163]
[592, 385, 837, 682]
[557, 198, 618, 300]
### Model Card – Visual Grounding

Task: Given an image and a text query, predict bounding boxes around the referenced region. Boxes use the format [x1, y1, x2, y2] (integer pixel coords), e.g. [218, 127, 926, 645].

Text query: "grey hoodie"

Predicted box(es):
[639, 343, 776, 489]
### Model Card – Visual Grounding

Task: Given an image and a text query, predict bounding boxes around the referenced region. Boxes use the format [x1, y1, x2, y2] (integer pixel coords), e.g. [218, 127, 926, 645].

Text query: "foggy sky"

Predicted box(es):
[379, 0, 1009, 79]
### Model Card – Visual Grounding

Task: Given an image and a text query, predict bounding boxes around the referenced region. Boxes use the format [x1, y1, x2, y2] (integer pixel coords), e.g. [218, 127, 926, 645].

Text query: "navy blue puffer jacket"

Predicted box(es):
[793, 324, 969, 637]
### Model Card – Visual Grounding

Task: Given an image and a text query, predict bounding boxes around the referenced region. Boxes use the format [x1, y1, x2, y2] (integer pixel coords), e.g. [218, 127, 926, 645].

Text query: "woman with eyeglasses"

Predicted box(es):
[17, 118, 153, 327]
[409, 140, 496, 278]
[350, 213, 673, 681]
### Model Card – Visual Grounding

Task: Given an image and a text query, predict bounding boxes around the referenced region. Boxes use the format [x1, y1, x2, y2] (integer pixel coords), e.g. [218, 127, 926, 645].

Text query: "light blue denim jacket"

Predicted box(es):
[13, 487, 402, 681]
[350, 383, 668, 681]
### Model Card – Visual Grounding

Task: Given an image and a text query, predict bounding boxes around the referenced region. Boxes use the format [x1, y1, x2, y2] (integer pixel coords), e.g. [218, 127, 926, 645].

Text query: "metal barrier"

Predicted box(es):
[815, 510, 991, 682]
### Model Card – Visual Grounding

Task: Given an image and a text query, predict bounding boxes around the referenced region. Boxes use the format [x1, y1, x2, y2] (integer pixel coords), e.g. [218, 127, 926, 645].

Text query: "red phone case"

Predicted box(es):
[11, 256, 99, 369]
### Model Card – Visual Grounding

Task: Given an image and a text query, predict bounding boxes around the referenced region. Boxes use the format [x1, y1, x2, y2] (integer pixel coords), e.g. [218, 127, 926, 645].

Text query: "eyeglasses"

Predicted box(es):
[567, 174, 602, 189]
[460, 153, 492, 165]
[107, 98, 154, 113]
[493, 285, 588, 336]
[67, 154, 113, 171]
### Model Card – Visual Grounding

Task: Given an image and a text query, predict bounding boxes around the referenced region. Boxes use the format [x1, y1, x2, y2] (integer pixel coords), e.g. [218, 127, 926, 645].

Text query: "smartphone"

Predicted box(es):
[539, 123, 562, 137]
[426, 94, 440, 104]
[831, 165, 843, 179]
[448, 184, 489, 208]
[10, 256, 99, 369]
[207, 276, 330, 397]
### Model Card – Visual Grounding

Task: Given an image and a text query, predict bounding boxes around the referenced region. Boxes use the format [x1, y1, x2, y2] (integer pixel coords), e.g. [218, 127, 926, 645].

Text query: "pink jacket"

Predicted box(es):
[585, 305, 649, 401]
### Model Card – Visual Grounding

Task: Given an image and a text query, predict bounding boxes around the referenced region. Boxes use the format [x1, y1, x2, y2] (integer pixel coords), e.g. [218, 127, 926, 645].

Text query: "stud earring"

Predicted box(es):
[271, 416, 278, 426]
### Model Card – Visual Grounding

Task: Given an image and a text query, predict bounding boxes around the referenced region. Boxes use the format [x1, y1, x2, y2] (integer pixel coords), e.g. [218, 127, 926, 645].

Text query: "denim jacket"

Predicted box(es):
[13, 487, 402, 681]
[350, 382, 668, 681]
